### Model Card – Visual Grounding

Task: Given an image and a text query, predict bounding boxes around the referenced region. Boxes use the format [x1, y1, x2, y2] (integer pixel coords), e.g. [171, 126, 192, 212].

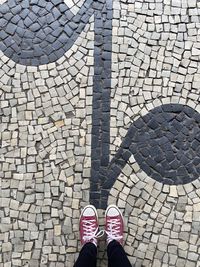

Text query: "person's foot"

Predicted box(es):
[79, 205, 104, 246]
[105, 204, 124, 245]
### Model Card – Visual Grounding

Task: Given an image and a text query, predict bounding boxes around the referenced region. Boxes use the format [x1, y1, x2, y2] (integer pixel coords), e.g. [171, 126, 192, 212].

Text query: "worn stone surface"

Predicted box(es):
[0, 0, 200, 266]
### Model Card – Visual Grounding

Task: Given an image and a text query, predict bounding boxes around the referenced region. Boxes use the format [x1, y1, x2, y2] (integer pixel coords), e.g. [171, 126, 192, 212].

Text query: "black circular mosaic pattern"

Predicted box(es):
[0, 0, 93, 65]
[129, 104, 200, 185]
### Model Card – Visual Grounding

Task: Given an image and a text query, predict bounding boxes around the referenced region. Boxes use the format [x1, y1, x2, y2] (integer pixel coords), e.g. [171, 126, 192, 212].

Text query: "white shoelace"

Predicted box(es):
[82, 219, 104, 245]
[105, 218, 123, 244]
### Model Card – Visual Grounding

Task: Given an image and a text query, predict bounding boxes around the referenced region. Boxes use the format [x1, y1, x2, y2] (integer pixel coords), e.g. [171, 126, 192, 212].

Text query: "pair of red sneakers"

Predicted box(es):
[79, 204, 124, 247]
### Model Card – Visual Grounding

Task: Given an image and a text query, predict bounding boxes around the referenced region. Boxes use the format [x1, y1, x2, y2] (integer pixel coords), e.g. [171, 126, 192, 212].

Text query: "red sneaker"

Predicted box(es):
[105, 205, 124, 245]
[79, 205, 104, 246]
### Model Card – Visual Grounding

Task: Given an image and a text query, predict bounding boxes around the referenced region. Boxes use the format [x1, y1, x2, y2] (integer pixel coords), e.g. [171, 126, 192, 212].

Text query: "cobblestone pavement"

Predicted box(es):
[0, 0, 200, 266]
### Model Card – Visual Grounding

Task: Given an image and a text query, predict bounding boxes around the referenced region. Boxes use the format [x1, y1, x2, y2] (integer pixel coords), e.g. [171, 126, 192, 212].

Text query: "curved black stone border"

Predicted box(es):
[0, 0, 93, 65]
[101, 104, 200, 197]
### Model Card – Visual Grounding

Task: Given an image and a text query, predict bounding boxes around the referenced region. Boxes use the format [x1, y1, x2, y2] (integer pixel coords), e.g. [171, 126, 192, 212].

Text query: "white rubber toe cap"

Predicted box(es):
[82, 205, 97, 217]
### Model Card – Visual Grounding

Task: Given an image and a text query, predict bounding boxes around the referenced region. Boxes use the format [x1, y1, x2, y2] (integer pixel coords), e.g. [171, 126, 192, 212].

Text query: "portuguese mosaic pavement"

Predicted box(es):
[0, 0, 200, 266]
